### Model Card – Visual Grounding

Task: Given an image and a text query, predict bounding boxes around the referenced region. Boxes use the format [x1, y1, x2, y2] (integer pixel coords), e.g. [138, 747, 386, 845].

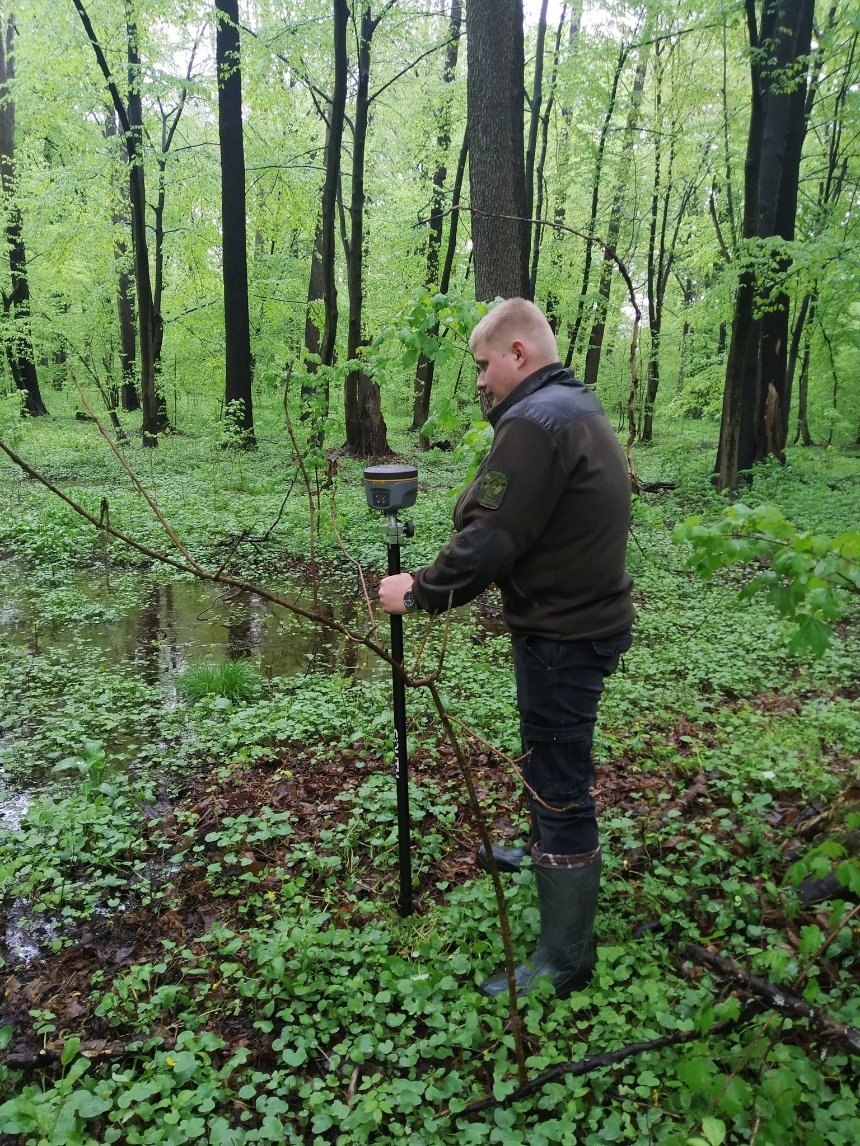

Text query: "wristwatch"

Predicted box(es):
[402, 589, 418, 613]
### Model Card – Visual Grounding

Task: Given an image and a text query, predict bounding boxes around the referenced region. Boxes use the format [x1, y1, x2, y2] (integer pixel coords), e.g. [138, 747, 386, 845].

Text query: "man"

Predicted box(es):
[379, 298, 633, 998]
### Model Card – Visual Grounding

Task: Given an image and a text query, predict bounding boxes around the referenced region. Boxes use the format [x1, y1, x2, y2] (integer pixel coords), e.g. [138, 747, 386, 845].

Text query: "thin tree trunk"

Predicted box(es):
[343, 7, 390, 457]
[528, 1, 567, 297]
[124, 6, 161, 445]
[0, 19, 47, 417]
[104, 108, 139, 411]
[298, 216, 328, 441]
[320, 3, 347, 373]
[440, 126, 468, 294]
[545, 2, 581, 335]
[298, 0, 348, 445]
[583, 56, 647, 389]
[524, 0, 549, 235]
[563, 40, 628, 364]
[412, 0, 463, 438]
[216, 0, 255, 446]
[73, 0, 160, 442]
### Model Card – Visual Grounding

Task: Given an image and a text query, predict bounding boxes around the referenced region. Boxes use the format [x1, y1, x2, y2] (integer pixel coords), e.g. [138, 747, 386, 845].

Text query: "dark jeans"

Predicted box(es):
[512, 629, 632, 855]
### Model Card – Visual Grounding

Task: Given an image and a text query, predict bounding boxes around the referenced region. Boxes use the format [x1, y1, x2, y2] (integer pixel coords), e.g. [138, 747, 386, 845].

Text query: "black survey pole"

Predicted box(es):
[386, 519, 412, 917]
[362, 465, 418, 918]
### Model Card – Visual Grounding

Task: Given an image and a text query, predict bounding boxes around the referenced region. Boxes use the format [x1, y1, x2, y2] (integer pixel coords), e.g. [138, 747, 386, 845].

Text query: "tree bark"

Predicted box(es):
[124, 6, 162, 444]
[216, 0, 255, 446]
[412, 0, 463, 439]
[104, 108, 139, 411]
[0, 19, 47, 417]
[466, 0, 529, 301]
[343, 6, 390, 458]
[715, 0, 815, 490]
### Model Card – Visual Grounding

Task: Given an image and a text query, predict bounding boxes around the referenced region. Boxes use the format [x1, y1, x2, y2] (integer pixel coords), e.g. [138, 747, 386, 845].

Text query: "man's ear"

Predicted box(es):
[510, 338, 527, 364]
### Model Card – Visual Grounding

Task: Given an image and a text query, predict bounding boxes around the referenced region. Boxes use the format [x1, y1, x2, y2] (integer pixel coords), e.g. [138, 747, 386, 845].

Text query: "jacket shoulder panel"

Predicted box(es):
[496, 383, 606, 438]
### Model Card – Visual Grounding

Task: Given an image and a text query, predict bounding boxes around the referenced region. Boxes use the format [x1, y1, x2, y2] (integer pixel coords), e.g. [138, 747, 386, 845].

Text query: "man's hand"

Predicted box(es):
[379, 572, 415, 615]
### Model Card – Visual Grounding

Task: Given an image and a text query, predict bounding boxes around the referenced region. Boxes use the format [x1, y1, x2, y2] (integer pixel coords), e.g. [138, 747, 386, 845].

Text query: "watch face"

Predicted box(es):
[403, 590, 415, 611]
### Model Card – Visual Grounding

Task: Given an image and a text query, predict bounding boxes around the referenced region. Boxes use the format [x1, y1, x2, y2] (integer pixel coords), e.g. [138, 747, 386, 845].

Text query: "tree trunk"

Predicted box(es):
[466, 0, 529, 301]
[528, 0, 567, 297]
[0, 19, 47, 417]
[124, 6, 161, 445]
[298, 0, 349, 446]
[715, 0, 815, 490]
[641, 40, 692, 442]
[104, 108, 139, 411]
[583, 55, 647, 389]
[524, 0, 549, 235]
[216, 0, 255, 446]
[298, 216, 328, 441]
[794, 312, 814, 446]
[545, 3, 582, 335]
[412, 0, 463, 438]
[343, 7, 390, 458]
[73, 0, 162, 442]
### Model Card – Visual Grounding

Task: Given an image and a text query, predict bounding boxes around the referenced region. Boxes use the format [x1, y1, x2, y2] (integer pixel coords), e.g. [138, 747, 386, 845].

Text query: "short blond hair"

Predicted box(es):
[469, 298, 558, 361]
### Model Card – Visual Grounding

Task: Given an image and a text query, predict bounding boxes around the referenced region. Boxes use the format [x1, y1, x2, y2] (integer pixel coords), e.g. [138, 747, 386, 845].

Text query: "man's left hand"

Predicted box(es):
[379, 572, 415, 615]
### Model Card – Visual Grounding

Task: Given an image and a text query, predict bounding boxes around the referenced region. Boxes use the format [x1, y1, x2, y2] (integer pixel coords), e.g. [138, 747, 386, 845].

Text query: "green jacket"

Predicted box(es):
[412, 363, 634, 639]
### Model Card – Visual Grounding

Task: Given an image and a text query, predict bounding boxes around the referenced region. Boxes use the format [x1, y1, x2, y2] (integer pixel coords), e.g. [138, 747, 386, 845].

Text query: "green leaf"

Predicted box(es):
[61, 1035, 82, 1067]
[701, 1116, 727, 1145]
[787, 614, 832, 657]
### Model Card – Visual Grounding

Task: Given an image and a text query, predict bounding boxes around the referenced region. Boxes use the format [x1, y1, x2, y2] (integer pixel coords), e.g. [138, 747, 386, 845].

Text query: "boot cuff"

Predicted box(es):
[531, 843, 601, 870]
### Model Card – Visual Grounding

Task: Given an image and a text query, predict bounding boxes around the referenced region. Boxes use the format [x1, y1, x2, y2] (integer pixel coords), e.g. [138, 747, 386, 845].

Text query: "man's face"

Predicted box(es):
[472, 338, 524, 407]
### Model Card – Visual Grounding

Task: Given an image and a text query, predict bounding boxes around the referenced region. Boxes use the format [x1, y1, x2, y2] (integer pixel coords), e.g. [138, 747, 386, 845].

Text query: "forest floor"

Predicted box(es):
[0, 411, 858, 1144]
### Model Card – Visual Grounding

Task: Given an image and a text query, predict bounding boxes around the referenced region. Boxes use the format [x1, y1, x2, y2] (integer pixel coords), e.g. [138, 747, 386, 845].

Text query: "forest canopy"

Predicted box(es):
[0, 0, 856, 479]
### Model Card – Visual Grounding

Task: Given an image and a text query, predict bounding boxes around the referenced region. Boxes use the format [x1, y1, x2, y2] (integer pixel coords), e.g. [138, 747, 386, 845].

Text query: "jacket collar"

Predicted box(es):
[487, 362, 570, 426]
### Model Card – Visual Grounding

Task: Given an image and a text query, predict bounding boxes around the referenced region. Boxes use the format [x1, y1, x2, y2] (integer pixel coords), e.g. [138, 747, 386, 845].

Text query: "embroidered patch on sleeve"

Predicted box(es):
[477, 469, 509, 509]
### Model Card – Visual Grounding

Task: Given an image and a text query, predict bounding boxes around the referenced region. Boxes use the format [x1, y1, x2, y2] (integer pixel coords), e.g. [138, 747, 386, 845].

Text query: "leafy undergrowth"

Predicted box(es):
[0, 416, 858, 1142]
[1, 722, 857, 1145]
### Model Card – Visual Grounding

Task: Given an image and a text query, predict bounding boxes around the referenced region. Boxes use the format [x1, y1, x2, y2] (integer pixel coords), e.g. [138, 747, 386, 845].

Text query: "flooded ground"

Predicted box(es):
[0, 568, 382, 685]
[0, 567, 386, 962]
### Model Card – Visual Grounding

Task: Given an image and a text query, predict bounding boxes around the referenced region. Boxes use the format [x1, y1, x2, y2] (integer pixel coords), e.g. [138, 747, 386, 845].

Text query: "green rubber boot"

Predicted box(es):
[480, 847, 601, 999]
[476, 816, 539, 874]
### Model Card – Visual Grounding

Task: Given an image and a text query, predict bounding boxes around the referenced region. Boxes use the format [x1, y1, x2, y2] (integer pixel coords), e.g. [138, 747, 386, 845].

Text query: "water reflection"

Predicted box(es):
[0, 570, 382, 684]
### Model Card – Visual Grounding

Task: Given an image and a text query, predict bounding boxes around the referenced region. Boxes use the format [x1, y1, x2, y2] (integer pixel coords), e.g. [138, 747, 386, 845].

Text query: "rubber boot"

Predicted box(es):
[480, 846, 601, 999]
[476, 815, 539, 874]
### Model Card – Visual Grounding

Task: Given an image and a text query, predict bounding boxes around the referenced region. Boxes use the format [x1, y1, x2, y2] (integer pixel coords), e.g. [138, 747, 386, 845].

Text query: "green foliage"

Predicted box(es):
[176, 660, 264, 705]
[370, 289, 487, 372]
[450, 421, 493, 493]
[1, 408, 858, 1142]
[674, 502, 860, 655]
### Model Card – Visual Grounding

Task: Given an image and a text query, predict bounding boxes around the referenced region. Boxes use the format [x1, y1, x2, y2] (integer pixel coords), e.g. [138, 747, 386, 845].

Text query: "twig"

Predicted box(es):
[326, 485, 378, 632]
[75, 390, 203, 572]
[793, 902, 860, 991]
[447, 712, 597, 817]
[426, 680, 528, 1086]
[283, 374, 319, 611]
[0, 439, 392, 667]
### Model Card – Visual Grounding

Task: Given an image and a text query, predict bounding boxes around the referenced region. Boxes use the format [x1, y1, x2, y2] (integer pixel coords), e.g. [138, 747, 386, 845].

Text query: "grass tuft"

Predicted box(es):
[176, 660, 263, 704]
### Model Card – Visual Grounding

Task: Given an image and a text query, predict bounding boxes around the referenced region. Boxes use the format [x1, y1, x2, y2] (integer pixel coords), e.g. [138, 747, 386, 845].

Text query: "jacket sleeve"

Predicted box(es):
[412, 416, 568, 612]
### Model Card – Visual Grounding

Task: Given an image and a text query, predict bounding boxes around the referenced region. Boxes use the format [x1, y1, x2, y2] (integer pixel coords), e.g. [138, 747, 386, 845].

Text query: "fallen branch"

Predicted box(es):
[452, 1013, 747, 1116]
[683, 943, 860, 1054]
